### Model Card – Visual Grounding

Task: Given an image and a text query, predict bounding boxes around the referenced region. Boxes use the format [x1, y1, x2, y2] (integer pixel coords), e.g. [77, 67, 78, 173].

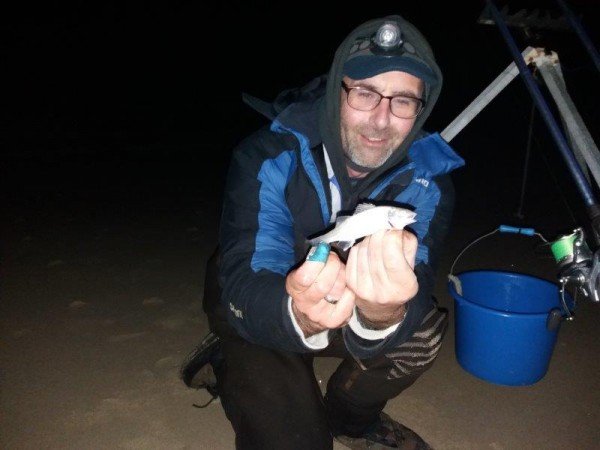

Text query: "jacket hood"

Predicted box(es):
[319, 14, 443, 200]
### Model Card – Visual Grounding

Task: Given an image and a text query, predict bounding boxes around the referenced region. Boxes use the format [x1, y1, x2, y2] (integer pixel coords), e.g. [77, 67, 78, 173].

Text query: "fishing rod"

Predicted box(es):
[485, 0, 600, 305]
[485, 0, 600, 226]
[441, 1, 600, 305]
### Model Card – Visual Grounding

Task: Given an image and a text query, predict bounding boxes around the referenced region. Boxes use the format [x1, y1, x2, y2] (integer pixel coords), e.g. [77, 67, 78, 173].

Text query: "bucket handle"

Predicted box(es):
[448, 225, 548, 296]
[546, 308, 566, 331]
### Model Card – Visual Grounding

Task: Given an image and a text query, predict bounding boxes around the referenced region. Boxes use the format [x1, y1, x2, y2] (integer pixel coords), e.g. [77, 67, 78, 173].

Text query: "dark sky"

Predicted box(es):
[2, 0, 599, 229]
[5, 1, 597, 150]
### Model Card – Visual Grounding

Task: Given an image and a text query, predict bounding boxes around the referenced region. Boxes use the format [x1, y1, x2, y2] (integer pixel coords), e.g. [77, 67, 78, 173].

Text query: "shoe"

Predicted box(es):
[180, 331, 222, 399]
[335, 412, 433, 449]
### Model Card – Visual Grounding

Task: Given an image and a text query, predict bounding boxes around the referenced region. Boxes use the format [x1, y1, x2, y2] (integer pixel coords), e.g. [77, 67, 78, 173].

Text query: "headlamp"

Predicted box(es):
[343, 19, 437, 86]
[373, 22, 403, 52]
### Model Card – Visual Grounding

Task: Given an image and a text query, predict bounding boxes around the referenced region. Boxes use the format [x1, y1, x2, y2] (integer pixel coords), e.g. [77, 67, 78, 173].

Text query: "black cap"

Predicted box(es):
[343, 21, 438, 85]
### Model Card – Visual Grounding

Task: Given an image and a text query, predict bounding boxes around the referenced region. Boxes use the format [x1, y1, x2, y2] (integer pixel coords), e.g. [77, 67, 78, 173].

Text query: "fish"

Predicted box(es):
[307, 202, 417, 252]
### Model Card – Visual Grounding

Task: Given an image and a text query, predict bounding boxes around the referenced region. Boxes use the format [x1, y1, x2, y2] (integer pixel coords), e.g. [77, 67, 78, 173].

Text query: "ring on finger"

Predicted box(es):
[324, 295, 339, 305]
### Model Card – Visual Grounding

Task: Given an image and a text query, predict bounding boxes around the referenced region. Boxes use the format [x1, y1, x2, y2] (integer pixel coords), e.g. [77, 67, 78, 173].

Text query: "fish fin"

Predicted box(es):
[337, 240, 355, 251]
[329, 242, 351, 262]
[334, 213, 352, 225]
[353, 202, 377, 214]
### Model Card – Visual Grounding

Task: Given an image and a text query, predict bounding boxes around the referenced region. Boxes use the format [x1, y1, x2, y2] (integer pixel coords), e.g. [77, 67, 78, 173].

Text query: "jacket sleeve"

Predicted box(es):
[218, 131, 312, 353]
[342, 173, 456, 359]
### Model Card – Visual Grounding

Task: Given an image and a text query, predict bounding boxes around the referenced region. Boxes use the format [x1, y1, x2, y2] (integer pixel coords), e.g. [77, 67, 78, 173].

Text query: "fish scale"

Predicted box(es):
[307, 202, 416, 251]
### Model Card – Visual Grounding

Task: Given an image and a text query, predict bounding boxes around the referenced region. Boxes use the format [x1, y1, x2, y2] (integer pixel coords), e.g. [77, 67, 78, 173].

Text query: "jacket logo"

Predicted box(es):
[415, 178, 429, 188]
[229, 303, 244, 319]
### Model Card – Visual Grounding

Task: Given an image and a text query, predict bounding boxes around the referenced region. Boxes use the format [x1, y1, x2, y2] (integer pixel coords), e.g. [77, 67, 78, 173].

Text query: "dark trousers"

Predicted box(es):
[203, 250, 448, 450]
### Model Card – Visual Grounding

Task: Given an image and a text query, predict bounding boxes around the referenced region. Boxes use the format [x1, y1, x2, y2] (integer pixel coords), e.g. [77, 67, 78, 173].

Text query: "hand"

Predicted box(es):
[286, 246, 355, 337]
[346, 229, 418, 328]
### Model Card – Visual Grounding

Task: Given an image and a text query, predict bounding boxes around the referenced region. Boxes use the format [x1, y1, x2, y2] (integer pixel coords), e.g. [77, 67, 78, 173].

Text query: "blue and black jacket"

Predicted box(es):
[217, 15, 465, 359]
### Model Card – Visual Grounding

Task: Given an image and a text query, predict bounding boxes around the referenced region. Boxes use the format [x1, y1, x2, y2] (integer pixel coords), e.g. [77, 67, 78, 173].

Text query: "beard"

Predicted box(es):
[341, 124, 399, 169]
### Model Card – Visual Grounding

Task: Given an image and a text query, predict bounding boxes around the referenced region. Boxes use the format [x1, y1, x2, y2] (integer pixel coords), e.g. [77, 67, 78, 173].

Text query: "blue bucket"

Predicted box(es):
[448, 270, 572, 386]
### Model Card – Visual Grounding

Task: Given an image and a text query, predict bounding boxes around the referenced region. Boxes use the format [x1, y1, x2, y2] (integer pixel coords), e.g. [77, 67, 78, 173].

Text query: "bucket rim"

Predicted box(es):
[451, 269, 558, 286]
[447, 270, 564, 317]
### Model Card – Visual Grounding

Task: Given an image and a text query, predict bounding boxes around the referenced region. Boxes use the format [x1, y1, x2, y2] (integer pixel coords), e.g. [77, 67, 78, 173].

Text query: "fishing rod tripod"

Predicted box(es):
[441, 0, 600, 305]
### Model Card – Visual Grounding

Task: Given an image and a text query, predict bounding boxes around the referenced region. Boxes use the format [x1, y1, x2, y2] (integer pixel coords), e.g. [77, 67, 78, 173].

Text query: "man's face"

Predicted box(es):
[340, 71, 424, 174]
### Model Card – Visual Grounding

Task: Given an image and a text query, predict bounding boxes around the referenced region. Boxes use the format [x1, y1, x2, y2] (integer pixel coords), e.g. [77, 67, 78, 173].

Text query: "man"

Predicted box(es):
[182, 14, 464, 449]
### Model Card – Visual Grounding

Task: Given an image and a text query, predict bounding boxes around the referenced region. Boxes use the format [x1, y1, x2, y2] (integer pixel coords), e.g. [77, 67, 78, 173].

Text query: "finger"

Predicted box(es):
[306, 282, 352, 328]
[402, 231, 418, 269]
[306, 242, 331, 263]
[324, 287, 355, 327]
[346, 243, 359, 291]
[326, 266, 347, 301]
[306, 250, 343, 300]
[288, 243, 331, 292]
[356, 235, 374, 297]
[381, 231, 418, 301]
[382, 230, 408, 276]
[368, 229, 387, 286]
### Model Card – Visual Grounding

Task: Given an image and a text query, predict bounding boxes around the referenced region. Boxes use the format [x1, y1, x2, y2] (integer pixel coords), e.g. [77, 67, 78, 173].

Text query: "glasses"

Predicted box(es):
[341, 82, 424, 119]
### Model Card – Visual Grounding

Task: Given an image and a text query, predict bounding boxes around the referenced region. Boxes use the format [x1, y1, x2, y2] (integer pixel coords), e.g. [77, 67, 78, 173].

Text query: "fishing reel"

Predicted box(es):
[551, 227, 600, 303]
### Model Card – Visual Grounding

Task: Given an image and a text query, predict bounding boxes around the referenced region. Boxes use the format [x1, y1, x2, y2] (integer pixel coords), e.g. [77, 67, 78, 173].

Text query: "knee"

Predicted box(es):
[385, 308, 448, 378]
